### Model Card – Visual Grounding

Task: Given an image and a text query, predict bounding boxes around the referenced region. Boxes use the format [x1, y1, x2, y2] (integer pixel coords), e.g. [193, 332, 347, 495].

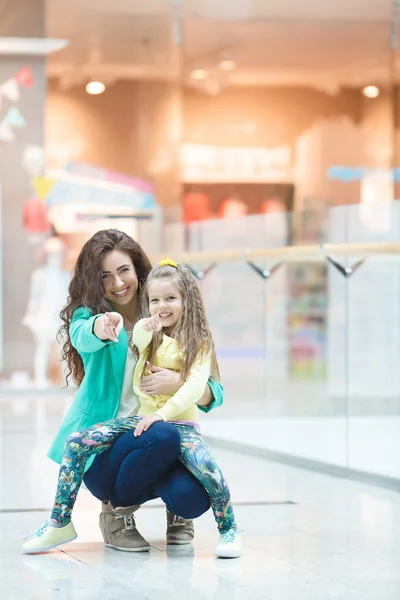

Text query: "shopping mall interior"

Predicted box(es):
[1, 0, 400, 598]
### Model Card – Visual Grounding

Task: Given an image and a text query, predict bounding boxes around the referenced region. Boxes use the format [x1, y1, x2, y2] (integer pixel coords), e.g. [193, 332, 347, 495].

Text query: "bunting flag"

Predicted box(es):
[0, 120, 15, 142]
[15, 66, 34, 88]
[32, 176, 56, 201]
[4, 107, 26, 128]
[0, 77, 20, 102]
[0, 67, 35, 144]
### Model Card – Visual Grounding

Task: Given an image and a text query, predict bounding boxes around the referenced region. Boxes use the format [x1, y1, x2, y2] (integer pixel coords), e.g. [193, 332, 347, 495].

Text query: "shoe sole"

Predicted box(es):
[22, 534, 78, 554]
[214, 549, 242, 559]
[166, 539, 194, 545]
[105, 543, 150, 552]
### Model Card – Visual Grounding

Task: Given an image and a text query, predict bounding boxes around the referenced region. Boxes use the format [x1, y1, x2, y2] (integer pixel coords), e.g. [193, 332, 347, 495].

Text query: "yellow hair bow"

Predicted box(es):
[159, 257, 178, 268]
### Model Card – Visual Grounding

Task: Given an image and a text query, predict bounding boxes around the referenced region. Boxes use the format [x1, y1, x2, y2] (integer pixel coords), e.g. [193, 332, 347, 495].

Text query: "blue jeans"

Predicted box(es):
[83, 421, 211, 519]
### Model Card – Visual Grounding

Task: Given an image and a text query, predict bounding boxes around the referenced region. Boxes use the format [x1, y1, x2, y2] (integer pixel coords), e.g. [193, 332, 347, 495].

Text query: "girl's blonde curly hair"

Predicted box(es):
[139, 263, 220, 383]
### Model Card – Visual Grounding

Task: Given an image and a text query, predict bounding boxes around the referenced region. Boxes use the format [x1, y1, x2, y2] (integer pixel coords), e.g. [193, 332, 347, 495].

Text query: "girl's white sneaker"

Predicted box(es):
[214, 527, 242, 558]
[22, 521, 77, 554]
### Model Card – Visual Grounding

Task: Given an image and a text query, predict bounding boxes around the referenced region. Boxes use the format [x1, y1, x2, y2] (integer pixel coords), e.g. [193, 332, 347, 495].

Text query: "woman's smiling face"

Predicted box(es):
[101, 250, 139, 308]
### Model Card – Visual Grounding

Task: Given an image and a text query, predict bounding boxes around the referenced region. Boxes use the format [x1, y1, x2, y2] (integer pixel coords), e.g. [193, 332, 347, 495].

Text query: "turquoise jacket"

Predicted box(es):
[47, 307, 224, 469]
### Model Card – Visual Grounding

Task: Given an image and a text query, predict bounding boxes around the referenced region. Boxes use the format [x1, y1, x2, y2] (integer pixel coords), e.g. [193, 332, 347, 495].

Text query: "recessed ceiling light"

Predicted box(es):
[219, 60, 235, 71]
[362, 85, 379, 98]
[190, 69, 208, 80]
[86, 81, 106, 95]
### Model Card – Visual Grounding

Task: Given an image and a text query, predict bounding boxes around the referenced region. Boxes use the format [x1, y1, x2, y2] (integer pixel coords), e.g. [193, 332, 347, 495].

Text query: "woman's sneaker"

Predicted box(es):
[166, 510, 194, 545]
[214, 527, 242, 558]
[99, 502, 150, 552]
[22, 521, 77, 554]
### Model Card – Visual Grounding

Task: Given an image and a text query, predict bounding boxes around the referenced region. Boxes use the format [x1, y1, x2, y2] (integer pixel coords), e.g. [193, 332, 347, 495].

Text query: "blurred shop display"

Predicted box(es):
[218, 196, 248, 218]
[287, 263, 327, 380]
[260, 198, 287, 214]
[27, 162, 161, 265]
[183, 192, 211, 222]
[22, 236, 70, 388]
[183, 183, 293, 222]
[181, 143, 294, 223]
[360, 170, 392, 232]
[22, 145, 46, 175]
[23, 195, 51, 234]
[181, 143, 293, 183]
[291, 208, 328, 244]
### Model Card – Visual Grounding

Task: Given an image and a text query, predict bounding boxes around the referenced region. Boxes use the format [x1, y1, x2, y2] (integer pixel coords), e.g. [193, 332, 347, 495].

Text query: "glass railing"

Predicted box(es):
[161, 201, 400, 486]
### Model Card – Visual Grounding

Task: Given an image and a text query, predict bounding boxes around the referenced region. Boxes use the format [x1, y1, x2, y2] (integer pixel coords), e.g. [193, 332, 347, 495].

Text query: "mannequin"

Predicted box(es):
[23, 237, 70, 388]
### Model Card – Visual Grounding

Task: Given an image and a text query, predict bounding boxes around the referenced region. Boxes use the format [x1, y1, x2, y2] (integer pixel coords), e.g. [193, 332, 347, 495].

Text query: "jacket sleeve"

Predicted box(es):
[155, 351, 211, 422]
[132, 319, 154, 353]
[199, 376, 224, 413]
[70, 307, 113, 354]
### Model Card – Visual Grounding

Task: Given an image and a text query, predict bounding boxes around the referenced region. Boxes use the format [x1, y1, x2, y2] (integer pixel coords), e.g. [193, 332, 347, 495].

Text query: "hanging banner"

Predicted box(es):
[0, 78, 20, 102]
[44, 179, 156, 210]
[32, 176, 56, 201]
[15, 66, 34, 88]
[65, 162, 155, 193]
[0, 120, 15, 142]
[4, 107, 26, 129]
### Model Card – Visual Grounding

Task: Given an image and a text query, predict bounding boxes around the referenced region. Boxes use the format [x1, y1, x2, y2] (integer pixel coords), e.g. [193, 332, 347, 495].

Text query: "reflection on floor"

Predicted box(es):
[1, 394, 400, 599]
[202, 417, 400, 480]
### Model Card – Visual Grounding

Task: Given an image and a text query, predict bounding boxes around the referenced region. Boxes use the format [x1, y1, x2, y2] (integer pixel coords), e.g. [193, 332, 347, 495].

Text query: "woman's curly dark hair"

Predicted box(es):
[58, 229, 152, 387]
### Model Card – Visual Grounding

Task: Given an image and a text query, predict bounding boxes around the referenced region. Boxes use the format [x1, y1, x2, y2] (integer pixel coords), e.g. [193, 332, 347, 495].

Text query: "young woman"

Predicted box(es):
[23, 230, 224, 553]
[23, 260, 241, 558]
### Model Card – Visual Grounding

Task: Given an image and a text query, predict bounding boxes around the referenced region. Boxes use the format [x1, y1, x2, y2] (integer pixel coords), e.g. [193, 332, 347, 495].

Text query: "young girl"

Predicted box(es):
[23, 259, 241, 558]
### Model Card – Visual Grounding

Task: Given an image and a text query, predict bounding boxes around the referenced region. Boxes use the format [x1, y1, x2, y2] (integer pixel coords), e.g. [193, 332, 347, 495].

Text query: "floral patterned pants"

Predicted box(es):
[51, 416, 236, 534]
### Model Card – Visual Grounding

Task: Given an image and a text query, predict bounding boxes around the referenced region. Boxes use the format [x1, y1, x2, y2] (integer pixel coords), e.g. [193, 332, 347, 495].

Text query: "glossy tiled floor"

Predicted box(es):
[202, 416, 400, 479]
[1, 394, 400, 599]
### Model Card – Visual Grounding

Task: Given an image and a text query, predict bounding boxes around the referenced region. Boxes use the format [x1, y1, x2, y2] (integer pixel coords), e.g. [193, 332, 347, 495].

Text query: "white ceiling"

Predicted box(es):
[45, 0, 397, 92]
[184, 19, 393, 93]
